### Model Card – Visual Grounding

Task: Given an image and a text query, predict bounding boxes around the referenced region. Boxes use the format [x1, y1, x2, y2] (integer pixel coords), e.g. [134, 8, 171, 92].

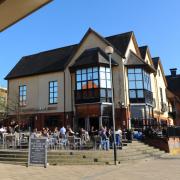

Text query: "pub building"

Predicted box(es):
[5, 28, 173, 131]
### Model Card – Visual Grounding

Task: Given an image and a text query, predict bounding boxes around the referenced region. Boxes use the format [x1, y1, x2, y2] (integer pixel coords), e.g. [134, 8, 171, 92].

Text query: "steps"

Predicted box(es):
[0, 140, 167, 165]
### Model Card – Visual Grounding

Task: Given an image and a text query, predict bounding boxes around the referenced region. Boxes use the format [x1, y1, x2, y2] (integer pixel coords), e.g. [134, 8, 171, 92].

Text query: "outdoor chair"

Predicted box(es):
[57, 137, 67, 149]
[67, 136, 81, 150]
[3, 134, 16, 149]
[48, 137, 57, 150]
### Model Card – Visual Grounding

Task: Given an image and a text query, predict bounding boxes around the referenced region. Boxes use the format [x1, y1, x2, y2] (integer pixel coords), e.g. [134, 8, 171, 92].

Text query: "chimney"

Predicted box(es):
[170, 68, 177, 77]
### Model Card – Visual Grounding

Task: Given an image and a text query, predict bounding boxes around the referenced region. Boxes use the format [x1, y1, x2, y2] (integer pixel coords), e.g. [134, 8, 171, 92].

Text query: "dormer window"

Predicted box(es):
[128, 68, 152, 104]
[75, 66, 112, 103]
[76, 67, 99, 90]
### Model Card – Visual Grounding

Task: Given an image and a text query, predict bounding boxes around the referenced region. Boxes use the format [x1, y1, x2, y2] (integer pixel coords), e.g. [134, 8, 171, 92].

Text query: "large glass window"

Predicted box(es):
[76, 67, 99, 90]
[128, 68, 143, 90]
[143, 71, 151, 91]
[75, 66, 112, 103]
[100, 67, 111, 89]
[49, 81, 58, 104]
[128, 68, 152, 100]
[19, 85, 27, 106]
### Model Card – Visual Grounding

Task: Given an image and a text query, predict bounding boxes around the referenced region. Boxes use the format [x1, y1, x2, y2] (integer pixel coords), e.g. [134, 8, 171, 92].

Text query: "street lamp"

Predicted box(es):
[105, 46, 117, 165]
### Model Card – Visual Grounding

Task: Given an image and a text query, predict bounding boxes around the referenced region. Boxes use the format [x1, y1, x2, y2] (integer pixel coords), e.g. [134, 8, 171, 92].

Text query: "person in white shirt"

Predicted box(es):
[0, 126, 6, 139]
[0, 126, 6, 133]
[115, 127, 122, 147]
[60, 126, 66, 137]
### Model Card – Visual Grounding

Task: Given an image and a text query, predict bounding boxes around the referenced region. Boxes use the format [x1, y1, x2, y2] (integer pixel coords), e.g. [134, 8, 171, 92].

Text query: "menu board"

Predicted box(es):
[28, 137, 48, 168]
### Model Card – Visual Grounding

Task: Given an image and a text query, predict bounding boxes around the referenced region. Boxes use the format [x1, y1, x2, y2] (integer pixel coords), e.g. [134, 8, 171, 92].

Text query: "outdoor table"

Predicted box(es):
[3, 134, 16, 148]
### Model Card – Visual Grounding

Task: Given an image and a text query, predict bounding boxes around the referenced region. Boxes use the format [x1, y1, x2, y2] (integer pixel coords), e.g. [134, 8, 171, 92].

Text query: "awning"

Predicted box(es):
[0, 0, 52, 32]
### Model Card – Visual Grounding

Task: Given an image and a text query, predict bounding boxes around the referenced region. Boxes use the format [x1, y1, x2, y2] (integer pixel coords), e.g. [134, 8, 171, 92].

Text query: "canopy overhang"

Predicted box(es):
[0, 0, 52, 32]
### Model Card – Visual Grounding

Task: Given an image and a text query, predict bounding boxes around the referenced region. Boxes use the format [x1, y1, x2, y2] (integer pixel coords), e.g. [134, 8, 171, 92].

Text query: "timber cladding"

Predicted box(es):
[76, 104, 101, 118]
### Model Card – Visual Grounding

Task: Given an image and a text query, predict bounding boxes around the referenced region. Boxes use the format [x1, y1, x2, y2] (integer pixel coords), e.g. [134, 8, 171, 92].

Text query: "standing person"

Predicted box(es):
[0, 126, 6, 139]
[59, 125, 66, 138]
[99, 126, 109, 150]
[115, 127, 122, 147]
[89, 126, 98, 137]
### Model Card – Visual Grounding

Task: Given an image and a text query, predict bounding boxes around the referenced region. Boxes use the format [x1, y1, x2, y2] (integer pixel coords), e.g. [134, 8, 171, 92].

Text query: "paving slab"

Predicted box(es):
[0, 155, 180, 180]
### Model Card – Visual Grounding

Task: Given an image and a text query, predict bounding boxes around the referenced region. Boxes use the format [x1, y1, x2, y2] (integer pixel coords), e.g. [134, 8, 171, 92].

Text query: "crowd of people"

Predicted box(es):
[0, 120, 169, 150]
[28, 125, 124, 150]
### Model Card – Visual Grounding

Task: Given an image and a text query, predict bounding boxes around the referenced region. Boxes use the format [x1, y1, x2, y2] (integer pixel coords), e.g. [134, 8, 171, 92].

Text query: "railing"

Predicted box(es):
[74, 88, 112, 104]
[0, 132, 124, 151]
[75, 89, 100, 104]
[144, 89, 153, 104]
[129, 89, 153, 105]
[0, 132, 29, 149]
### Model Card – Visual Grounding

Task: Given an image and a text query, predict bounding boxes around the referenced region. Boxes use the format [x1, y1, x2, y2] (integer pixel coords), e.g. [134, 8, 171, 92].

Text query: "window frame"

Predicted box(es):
[49, 80, 58, 104]
[19, 85, 27, 107]
[75, 66, 112, 103]
[128, 68, 152, 103]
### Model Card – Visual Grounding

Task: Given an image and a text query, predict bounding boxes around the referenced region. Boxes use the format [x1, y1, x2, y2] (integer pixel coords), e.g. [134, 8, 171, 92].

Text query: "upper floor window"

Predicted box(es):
[128, 68, 143, 90]
[158, 69, 161, 77]
[128, 68, 152, 103]
[100, 67, 111, 88]
[19, 85, 27, 106]
[160, 87, 163, 103]
[49, 81, 58, 104]
[76, 67, 99, 90]
[143, 71, 151, 91]
[75, 66, 112, 103]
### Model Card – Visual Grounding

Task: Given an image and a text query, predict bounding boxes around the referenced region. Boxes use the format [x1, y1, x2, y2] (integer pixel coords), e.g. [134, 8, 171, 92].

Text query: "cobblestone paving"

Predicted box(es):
[0, 156, 180, 180]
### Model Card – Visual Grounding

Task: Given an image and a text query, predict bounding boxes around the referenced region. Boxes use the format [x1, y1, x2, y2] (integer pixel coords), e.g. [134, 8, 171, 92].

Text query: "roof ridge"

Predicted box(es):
[23, 44, 78, 58]
[105, 31, 133, 39]
[152, 56, 160, 60]
[139, 45, 148, 49]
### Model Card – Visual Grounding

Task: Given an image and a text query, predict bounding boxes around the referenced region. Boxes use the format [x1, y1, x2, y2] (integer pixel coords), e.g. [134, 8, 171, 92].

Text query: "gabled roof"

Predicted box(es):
[152, 57, 168, 87]
[125, 50, 156, 73]
[139, 45, 155, 67]
[106, 31, 133, 57]
[5, 28, 140, 80]
[139, 46, 148, 60]
[152, 57, 159, 69]
[5, 44, 77, 80]
[70, 47, 118, 70]
[106, 31, 141, 58]
[66, 28, 125, 67]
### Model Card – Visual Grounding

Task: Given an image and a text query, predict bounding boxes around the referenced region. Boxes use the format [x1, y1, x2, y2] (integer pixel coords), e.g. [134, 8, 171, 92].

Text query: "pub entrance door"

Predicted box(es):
[102, 117, 112, 129]
[89, 117, 99, 130]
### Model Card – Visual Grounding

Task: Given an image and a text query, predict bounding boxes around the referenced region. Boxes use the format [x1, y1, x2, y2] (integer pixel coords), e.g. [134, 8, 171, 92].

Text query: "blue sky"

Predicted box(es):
[0, 0, 180, 87]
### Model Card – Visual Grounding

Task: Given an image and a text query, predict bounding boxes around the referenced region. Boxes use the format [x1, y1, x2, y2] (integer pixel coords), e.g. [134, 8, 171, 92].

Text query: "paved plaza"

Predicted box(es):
[0, 155, 180, 180]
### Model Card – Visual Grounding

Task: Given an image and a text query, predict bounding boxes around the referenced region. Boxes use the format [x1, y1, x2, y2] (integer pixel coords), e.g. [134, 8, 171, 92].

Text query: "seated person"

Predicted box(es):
[67, 127, 75, 136]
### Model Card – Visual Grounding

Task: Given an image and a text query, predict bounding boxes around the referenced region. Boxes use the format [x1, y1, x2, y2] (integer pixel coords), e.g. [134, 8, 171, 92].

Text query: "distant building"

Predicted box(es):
[166, 69, 180, 126]
[5, 28, 173, 130]
[0, 87, 7, 122]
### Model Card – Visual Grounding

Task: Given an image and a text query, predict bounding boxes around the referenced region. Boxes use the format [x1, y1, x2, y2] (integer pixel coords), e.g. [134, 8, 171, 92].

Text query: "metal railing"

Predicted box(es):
[0, 133, 124, 151]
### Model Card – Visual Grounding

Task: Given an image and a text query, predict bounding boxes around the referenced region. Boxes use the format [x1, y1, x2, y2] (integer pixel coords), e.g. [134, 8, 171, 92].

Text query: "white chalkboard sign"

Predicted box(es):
[28, 137, 48, 168]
